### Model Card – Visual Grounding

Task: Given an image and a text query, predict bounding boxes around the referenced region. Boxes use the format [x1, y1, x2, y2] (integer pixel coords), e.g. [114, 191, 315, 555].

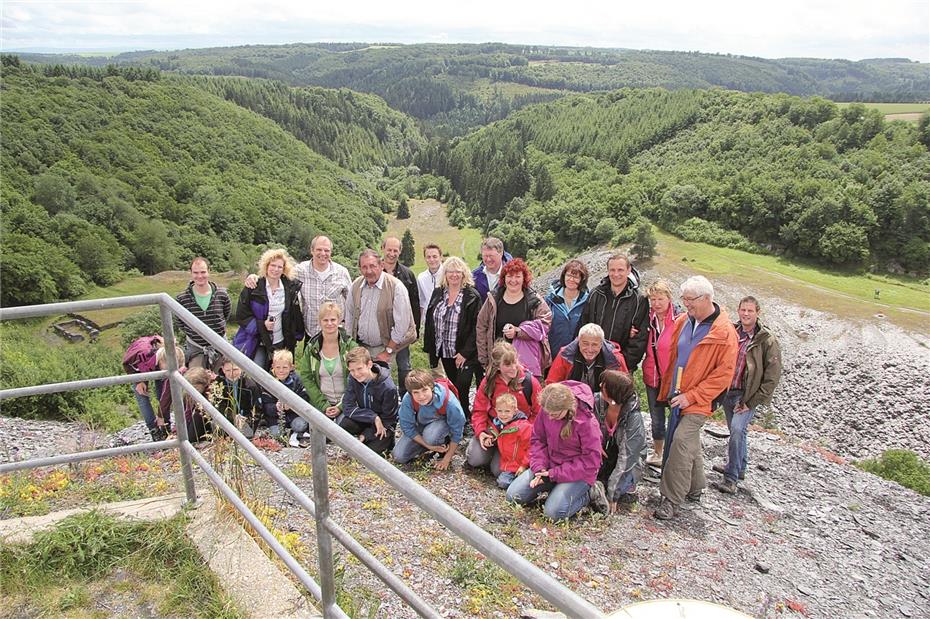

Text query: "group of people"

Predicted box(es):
[125, 236, 782, 521]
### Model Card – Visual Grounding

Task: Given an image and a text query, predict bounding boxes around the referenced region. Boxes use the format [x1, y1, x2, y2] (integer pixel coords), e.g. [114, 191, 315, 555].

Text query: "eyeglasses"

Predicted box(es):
[564, 272, 583, 280]
[680, 295, 704, 303]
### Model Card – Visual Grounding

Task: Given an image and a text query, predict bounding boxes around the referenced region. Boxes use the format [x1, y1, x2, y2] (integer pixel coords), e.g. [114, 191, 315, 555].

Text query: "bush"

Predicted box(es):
[856, 449, 930, 497]
[674, 217, 761, 253]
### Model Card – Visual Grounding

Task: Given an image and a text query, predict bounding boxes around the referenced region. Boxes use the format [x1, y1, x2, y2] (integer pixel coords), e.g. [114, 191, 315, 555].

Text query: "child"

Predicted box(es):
[261, 349, 311, 447]
[392, 370, 466, 471]
[340, 347, 398, 456]
[506, 381, 603, 521]
[213, 357, 262, 438]
[154, 344, 187, 440]
[489, 393, 532, 489]
[592, 370, 647, 512]
[158, 366, 213, 443]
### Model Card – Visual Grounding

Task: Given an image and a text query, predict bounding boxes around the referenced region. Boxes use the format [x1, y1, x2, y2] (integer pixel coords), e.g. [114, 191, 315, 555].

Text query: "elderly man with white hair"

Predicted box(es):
[654, 276, 738, 521]
[545, 323, 628, 393]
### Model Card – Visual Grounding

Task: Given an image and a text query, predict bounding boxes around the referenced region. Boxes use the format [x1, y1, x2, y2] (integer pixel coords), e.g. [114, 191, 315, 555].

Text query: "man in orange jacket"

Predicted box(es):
[654, 276, 738, 520]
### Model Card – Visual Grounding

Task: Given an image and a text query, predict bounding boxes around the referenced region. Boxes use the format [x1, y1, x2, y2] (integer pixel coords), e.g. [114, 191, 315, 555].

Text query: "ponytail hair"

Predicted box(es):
[539, 383, 577, 440]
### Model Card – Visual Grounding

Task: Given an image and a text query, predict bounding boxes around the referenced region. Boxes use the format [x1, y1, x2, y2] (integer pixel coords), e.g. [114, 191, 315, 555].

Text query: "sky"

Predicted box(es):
[2, 0, 928, 62]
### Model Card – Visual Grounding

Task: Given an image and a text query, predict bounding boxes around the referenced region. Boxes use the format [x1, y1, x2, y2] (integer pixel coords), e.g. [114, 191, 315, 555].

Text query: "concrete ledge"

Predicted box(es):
[186, 495, 321, 619]
[0, 492, 187, 545]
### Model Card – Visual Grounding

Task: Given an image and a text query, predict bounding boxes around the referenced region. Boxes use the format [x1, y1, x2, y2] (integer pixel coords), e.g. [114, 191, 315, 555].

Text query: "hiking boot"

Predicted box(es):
[712, 463, 744, 480]
[646, 452, 664, 467]
[654, 498, 679, 520]
[589, 481, 610, 514]
[716, 479, 738, 494]
[685, 490, 702, 503]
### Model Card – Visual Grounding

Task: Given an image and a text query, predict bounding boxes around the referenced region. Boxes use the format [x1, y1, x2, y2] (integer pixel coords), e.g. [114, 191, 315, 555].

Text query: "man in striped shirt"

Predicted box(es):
[175, 257, 232, 370]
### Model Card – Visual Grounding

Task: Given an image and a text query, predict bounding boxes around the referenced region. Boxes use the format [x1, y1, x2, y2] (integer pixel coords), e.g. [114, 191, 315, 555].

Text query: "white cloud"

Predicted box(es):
[1, 0, 927, 61]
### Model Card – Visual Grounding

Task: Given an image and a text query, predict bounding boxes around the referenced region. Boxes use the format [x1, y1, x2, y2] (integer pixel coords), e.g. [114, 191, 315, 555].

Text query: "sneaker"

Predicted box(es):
[713, 463, 745, 480]
[716, 479, 738, 494]
[685, 490, 703, 503]
[654, 498, 679, 520]
[589, 481, 610, 514]
[288, 433, 300, 448]
[646, 452, 664, 467]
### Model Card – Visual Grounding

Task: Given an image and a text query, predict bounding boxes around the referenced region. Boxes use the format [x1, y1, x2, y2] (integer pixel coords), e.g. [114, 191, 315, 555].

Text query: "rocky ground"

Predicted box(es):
[2, 252, 929, 618]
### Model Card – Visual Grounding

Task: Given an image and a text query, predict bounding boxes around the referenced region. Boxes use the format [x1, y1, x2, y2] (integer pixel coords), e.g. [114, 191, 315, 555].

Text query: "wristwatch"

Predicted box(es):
[385, 347, 394, 354]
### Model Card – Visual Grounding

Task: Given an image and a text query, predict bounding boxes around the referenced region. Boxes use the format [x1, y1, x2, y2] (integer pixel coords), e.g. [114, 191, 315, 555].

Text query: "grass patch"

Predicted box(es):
[835, 102, 930, 115]
[447, 547, 520, 616]
[855, 449, 930, 497]
[0, 510, 243, 618]
[385, 199, 484, 272]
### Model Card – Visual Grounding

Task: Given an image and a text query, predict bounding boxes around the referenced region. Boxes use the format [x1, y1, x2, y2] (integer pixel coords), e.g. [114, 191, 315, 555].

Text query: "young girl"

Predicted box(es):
[506, 381, 603, 520]
[467, 342, 541, 477]
[593, 370, 647, 512]
[158, 366, 214, 443]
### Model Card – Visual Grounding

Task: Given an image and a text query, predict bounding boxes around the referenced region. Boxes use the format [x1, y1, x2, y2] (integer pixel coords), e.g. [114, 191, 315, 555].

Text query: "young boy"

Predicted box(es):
[261, 350, 311, 447]
[340, 347, 398, 456]
[392, 369, 466, 471]
[489, 393, 532, 488]
[214, 357, 261, 438]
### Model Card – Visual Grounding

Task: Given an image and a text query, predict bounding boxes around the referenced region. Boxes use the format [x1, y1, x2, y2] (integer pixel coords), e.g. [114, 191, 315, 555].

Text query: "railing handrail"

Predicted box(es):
[0, 294, 605, 619]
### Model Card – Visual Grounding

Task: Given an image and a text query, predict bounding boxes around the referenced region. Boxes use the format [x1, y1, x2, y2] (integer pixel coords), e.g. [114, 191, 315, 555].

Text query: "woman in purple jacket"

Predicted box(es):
[506, 380, 603, 520]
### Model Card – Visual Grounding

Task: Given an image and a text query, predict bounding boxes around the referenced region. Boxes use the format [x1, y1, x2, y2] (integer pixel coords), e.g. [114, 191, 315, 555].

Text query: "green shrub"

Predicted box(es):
[674, 217, 762, 253]
[856, 449, 930, 497]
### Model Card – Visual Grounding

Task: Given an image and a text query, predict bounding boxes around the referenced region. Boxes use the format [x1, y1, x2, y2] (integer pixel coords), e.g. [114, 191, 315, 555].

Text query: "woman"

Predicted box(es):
[301, 301, 357, 422]
[423, 256, 481, 418]
[158, 367, 215, 443]
[505, 381, 603, 521]
[467, 341, 541, 476]
[476, 258, 552, 379]
[234, 248, 304, 371]
[642, 280, 680, 467]
[592, 370, 647, 512]
[545, 260, 590, 357]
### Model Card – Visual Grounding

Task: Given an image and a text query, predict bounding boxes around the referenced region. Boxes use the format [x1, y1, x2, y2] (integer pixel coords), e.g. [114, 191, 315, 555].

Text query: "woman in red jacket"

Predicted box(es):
[466, 341, 541, 477]
[642, 280, 680, 467]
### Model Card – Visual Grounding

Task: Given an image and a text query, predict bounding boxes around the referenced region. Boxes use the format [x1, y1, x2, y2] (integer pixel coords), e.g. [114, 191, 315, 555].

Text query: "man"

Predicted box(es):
[344, 249, 415, 377]
[417, 243, 443, 325]
[714, 296, 782, 494]
[581, 253, 649, 373]
[381, 236, 420, 395]
[472, 237, 512, 303]
[545, 323, 629, 392]
[175, 257, 232, 369]
[654, 276, 737, 521]
[244, 235, 351, 338]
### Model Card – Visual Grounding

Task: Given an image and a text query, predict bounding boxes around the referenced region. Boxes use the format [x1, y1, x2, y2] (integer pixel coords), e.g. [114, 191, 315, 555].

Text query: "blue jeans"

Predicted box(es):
[132, 379, 164, 430]
[506, 469, 591, 521]
[496, 470, 517, 489]
[396, 346, 412, 396]
[645, 385, 668, 441]
[722, 390, 755, 483]
[392, 418, 451, 464]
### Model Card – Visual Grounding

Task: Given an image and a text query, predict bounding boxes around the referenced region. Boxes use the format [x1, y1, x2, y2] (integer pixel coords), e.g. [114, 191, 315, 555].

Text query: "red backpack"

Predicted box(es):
[122, 335, 162, 374]
[412, 377, 460, 416]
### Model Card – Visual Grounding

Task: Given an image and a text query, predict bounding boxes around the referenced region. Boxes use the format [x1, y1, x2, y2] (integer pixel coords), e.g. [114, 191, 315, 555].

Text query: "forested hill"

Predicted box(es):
[423, 89, 930, 273]
[18, 43, 930, 134]
[0, 59, 393, 306]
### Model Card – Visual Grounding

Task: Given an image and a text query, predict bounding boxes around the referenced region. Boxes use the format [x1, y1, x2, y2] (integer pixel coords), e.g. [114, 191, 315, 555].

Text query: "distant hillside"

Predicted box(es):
[0, 58, 389, 306]
[429, 89, 930, 273]
[17, 43, 929, 135]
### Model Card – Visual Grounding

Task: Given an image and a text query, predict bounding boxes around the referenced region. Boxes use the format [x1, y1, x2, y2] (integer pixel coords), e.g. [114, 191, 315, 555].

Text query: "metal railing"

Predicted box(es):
[0, 293, 605, 619]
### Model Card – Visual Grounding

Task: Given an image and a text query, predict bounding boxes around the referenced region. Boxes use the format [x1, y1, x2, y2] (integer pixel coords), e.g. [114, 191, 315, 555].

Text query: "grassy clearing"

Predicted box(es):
[649, 230, 929, 331]
[0, 510, 243, 618]
[835, 102, 929, 115]
[855, 449, 930, 496]
[385, 199, 484, 273]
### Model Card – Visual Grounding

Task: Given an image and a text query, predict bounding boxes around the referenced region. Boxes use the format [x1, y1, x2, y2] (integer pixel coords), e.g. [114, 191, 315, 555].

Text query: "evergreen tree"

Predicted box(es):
[397, 196, 410, 219]
[631, 221, 658, 261]
[400, 229, 416, 266]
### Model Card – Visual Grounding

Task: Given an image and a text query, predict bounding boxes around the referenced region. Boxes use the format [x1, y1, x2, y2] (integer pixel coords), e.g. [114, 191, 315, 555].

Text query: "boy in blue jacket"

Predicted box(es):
[261, 350, 311, 447]
[392, 369, 466, 470]
[340, 347, 398, 456]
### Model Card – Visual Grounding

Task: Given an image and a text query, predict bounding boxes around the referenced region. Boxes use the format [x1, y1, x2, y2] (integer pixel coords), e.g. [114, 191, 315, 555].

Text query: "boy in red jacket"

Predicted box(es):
[490, 393, 532, 489]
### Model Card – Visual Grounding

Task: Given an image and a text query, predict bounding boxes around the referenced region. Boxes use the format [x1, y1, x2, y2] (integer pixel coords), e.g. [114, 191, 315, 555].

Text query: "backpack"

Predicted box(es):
[123, 335, 162, 374]
[412, 377, 460, 416]
[520, 370, 534, 409]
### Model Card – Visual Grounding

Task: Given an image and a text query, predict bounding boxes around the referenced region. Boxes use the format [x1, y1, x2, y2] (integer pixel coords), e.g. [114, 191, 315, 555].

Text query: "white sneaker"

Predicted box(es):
[288, 433, 300, 448]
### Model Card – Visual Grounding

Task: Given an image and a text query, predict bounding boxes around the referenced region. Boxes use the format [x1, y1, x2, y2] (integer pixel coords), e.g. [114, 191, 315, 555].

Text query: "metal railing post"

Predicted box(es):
[159, 301, 197, 504]
[310, 429, 338, 617]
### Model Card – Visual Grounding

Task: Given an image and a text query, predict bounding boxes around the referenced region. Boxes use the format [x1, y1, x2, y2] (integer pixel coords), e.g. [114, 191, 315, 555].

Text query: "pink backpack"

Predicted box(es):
[122, 335, 162, 374]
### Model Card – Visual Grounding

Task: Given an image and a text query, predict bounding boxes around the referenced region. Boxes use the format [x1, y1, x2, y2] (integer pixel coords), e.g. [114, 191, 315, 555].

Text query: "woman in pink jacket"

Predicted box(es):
[642, 280, 680, 466]
[506, 381, 603, 520]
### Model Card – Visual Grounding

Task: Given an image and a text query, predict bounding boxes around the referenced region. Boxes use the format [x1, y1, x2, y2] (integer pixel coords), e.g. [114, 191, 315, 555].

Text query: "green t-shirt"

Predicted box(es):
[194, 290, 212, 312]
